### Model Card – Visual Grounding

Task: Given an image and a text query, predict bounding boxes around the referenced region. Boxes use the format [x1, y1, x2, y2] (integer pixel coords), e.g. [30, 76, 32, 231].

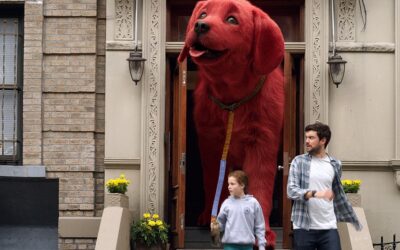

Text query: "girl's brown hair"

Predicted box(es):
[228, 170, 248, 193]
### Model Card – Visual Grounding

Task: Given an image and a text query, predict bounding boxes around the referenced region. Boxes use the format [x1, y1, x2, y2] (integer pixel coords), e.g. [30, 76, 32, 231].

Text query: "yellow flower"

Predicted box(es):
[152, 214, 159, 219]
[131, 212, 169, 246]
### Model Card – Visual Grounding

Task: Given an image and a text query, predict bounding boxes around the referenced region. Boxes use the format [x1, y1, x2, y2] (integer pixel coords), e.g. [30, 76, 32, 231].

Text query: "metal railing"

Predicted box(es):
[373, 234, 400, 250]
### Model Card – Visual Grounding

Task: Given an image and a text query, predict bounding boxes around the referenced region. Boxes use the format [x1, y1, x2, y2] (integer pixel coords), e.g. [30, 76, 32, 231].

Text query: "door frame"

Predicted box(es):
[166, 47, 304, 249]
[282, 50, 305, 248]
[165, 56, 188, 249]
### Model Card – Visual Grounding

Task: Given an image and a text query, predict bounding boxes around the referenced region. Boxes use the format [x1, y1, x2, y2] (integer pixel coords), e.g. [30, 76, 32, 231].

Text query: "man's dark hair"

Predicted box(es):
[305, 122, 331, 148]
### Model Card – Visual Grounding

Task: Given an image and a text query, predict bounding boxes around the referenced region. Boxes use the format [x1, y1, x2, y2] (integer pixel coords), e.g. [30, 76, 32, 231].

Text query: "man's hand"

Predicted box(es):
[315, 189, 334, 201]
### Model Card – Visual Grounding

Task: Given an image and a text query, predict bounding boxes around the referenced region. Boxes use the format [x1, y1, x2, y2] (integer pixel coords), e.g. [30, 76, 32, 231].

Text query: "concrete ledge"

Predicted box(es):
[0, 165, 46, 178]
[95, 207, 132, 250]
[59, 217, 101, 238]
[338, 207, 373, 250]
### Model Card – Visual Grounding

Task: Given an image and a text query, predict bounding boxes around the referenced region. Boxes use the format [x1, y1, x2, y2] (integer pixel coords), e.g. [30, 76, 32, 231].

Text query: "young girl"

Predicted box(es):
[216, 170, 266, 250]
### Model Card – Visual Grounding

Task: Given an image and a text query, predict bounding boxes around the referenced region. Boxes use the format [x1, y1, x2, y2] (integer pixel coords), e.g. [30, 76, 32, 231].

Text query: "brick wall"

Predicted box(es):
[23, 1, 44, 165]
[59, 238, 96, 250]
[95, 0, 106, 217]
[21, 0, 106, 249]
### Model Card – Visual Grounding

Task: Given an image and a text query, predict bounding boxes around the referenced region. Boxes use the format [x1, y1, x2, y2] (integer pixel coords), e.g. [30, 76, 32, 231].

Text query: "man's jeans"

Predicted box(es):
[293, 229, 341, 250]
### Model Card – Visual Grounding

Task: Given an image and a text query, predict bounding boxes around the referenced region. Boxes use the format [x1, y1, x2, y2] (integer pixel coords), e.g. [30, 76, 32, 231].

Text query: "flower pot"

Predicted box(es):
[346, 193, 361, 207]
[133, 242, 165, 250]
[105, 193, 129, 208]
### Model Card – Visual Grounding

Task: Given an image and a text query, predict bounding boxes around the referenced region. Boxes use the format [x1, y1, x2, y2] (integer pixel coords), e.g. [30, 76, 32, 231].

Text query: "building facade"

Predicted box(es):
[0, 0, 399, 249]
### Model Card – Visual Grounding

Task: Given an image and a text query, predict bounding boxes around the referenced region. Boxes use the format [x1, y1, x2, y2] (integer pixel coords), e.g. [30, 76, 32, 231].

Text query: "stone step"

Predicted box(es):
[0, 225, 58, 250]
[183, 226, 284, 249]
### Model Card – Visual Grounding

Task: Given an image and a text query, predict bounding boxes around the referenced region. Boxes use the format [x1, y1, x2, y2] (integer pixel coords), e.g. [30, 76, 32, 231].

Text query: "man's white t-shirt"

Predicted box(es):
[293, 155, 337, 230]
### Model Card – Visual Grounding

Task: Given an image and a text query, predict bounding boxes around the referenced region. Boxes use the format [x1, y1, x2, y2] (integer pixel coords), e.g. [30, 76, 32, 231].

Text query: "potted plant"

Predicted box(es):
[105, 174, 130, 208]
[341, 179, 362, 207]
[131, 212, 169, 250]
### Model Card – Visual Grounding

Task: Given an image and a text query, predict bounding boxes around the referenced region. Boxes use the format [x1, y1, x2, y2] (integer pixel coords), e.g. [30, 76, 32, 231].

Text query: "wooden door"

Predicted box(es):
[282, 51, 304, 248]
[171, 59, 187, 248]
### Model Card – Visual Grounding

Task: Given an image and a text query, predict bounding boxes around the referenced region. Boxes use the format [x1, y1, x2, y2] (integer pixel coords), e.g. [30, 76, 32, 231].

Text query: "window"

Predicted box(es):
[0, 9, 23, 164]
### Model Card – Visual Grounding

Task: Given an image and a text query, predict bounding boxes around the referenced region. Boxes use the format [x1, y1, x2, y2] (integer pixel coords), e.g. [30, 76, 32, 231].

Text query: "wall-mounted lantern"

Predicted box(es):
[127, 0, 145, 85]
[327, 54, 347, 88]
[327, 0, 347, 88]
[127, 50, 146, 85]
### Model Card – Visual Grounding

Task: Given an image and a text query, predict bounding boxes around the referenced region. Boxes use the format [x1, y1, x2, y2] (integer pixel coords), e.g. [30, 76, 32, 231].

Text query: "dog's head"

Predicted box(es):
[178, 0, 284, 76]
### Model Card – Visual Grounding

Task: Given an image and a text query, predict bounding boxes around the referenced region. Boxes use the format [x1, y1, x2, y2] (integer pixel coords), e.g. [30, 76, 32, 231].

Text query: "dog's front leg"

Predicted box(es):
[243, 144, 278, 249]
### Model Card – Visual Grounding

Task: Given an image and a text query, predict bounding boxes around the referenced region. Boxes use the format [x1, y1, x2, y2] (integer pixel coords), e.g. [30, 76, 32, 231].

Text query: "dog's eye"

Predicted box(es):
[226, 16, 239, 25]
[199, 12, 207, 19]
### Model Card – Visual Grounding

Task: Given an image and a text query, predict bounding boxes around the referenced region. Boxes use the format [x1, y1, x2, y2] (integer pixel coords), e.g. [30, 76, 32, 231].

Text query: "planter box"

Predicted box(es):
[105, 193, 129, 208]
[133, 242, 165, 250]
[346, 193, 361, 207]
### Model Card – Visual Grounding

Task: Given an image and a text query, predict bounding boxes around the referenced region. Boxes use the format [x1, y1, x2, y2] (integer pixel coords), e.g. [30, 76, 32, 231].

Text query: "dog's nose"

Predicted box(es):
[194, 21, 210, 34]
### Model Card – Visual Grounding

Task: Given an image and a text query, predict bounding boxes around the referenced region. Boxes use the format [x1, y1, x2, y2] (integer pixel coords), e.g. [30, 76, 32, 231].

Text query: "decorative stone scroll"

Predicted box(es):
[336, 0, 356, 42]
[141, 0, 165, 215]
[304, 0, 330, 124]
[115, 0, 134, 40]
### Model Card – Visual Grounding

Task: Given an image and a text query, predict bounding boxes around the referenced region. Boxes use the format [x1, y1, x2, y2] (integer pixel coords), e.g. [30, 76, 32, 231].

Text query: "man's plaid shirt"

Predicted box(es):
[287, 153, 362, 231]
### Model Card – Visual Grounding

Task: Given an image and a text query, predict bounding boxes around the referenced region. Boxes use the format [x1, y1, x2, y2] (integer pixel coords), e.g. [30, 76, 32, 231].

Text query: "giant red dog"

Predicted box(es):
[179, 0, 284, 248]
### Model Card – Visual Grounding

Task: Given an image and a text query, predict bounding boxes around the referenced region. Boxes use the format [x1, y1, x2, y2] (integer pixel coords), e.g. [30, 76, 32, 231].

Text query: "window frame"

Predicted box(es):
[0, 5, 24, 165]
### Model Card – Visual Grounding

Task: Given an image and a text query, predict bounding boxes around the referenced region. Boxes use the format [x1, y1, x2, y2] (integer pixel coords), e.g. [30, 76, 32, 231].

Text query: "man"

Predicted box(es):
[287, 122, 362, 250]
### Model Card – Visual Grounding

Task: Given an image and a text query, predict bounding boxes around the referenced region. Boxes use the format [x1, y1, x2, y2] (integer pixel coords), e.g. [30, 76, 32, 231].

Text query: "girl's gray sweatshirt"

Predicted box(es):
[217, 194, 266, 250]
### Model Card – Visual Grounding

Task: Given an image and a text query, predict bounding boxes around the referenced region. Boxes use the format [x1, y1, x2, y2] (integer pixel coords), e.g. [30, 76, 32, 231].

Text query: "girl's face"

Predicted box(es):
[228, 176, 245, 198]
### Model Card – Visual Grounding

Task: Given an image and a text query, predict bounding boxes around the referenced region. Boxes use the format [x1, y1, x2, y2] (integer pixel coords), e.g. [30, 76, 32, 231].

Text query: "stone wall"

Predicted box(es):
[59, 238, 96, 250]
[19, 0, 106, 249]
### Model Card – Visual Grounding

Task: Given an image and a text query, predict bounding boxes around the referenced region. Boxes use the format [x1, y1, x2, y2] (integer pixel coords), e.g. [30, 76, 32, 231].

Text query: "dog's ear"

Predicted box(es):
[251, 8, 284, 75]
[178, 1, 206, 63]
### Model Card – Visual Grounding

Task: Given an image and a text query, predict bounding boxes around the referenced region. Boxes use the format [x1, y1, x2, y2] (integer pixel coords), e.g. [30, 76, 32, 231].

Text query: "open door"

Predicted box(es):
[282, 51, 304, 248]
[170, 59, 187, 248]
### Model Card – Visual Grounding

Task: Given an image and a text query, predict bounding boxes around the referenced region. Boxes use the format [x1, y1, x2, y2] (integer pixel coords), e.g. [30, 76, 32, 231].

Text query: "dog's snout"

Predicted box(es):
[194, 21, 210, 34]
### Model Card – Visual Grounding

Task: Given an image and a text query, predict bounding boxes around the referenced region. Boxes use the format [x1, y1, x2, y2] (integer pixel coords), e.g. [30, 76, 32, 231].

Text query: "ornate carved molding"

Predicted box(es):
[106, 41, 142, 51]
[115, 0, 134, 40]
[141, 0, 165, 216]
[311, 0, 322, 122]
[395, 1, 400, 188]
[342, 161, 391, 171]
[104, 158, 141, 166]
[332, 42, 395, 53]
[305, 0, 329, 124]
[336, 0, 356, 42]
[342, 160, 400, 189]
[395, 0, 400, 160]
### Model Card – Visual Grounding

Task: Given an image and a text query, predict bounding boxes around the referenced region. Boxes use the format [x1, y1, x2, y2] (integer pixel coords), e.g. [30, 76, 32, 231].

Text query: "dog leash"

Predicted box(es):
[209, 76, 266, 245]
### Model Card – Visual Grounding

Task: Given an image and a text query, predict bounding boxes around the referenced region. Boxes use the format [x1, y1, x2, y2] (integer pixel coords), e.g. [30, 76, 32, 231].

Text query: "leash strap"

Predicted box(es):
[209, 76, 265, 222]
[211, 111, 234, 219]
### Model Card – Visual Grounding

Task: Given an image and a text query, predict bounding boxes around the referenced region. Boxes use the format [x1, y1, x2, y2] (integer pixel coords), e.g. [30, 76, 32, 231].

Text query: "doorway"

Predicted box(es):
[165, 1, 305, 249]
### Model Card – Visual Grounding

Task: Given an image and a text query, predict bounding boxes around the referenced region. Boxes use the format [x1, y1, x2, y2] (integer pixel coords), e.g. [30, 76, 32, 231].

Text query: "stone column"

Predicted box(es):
[140, 0, 166, 216]
[304, 0, 330, 124]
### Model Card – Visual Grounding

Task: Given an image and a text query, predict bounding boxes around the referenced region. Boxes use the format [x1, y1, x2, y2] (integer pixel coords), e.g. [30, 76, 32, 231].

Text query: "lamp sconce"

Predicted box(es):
[127, 50, 146, 85]
[327, 53, 347, 88]
[327, 0, 347, 88]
